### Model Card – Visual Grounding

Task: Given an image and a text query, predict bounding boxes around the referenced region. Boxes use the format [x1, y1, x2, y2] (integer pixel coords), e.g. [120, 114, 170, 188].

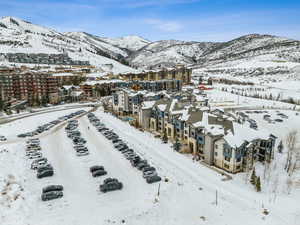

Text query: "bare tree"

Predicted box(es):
[286, 177, 293, 195]
[285, 130, 298, 174]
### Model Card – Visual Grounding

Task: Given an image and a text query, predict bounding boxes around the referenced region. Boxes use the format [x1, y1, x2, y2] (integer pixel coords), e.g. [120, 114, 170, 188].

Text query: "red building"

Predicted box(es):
[0, 72, 59, 105]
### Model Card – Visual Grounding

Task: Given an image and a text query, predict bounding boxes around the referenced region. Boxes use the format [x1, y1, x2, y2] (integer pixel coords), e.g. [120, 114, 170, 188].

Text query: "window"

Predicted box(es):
[236, 165, 241, 170]
[236, 157, 241, 162]
[215, 144, 218, 149]
[224, 163, 229, 169]
[225, 156, 230, 162]
[215, 152, 218, 156]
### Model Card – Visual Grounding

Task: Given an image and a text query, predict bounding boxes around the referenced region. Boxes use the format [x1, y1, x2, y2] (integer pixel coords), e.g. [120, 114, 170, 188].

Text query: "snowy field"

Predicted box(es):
[1, 108, 300, 225]
[205, 89, 300, 110]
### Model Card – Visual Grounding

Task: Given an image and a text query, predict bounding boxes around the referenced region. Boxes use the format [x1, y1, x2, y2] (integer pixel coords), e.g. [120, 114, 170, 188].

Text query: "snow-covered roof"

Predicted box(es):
[52, 72, 76, 77]
[83, 79, 123, 85]
[224, 123, 271, 148]
[157, 104, 167, 112]
[142, 101, 156, 109]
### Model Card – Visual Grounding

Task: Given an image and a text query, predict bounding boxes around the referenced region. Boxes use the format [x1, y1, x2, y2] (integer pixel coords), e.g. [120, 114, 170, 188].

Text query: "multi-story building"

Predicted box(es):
[133, 94, 276, 174]
[119, 67, 192, 85]
[0, 72, 59, 105]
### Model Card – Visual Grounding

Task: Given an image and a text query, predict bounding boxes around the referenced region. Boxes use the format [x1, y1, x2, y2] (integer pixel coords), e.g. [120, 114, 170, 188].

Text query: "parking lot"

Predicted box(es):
[1, 108, 299, 225]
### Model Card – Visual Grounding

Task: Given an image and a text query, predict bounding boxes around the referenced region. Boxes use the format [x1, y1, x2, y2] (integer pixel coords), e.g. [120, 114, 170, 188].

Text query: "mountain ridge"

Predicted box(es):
[0, 16, 300, 74]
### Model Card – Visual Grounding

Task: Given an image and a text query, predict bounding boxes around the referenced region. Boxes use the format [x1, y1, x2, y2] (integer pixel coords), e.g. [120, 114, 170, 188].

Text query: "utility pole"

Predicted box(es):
[157, 183, 161, 196]
[215, 190, 218, 206]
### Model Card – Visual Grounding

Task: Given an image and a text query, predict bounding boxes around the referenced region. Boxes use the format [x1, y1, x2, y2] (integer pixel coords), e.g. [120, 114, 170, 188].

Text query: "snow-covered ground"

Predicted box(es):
[0, 107, 90, 140]
[1, 108, 299, 225]
[204, 89, 300, 110]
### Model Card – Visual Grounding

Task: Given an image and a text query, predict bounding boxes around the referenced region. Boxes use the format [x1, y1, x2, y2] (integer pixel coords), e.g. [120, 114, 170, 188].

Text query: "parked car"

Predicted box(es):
[146, 175, 161, 184]
[92, 170, 107, 177]
[143, 166, 156, 173]
[42, 185, 63, 193]
[37, 169, 54, 179]
[103, 178, 118, 184]
[41, 191, 63, 201]
[0, 136, 7, 141]
[90, 165, 104, 173]
[37, 164, 53, 173]
[143, 170, 157, 178]
[100, 181, 123, 193]
[31, 158, 48, 170]
[76, 150, 89, 156]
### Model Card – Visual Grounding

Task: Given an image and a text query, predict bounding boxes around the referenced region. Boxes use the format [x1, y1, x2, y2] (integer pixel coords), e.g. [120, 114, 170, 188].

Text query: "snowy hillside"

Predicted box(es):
[1, 16, 300, 75]
[129, 40, 220, 68]
[130, 34, 300, 69]
[99, 35, 150, 52]
[0, 17, 137, 74]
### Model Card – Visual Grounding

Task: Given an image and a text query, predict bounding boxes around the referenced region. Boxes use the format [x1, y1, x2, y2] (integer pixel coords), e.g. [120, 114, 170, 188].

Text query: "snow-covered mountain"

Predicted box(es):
[99, 35, 150, 52]
[1, 16, 300, 75]
[0, 16, 137, 74]
[130, 34, 300, 70]
[128, 40, 220, 69]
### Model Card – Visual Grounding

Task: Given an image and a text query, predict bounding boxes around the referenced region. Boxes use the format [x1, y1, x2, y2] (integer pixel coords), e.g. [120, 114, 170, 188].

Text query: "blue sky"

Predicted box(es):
[0, 0, 300, 41]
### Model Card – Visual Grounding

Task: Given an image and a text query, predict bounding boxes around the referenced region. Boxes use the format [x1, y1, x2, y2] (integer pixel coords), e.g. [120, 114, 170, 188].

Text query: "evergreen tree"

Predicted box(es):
[162, 130, 168, 143]
[255, 176, 261, 192]
[0, 99, 4, 111]
[250, 167, 256, 184]
[173, 138, 181, 152]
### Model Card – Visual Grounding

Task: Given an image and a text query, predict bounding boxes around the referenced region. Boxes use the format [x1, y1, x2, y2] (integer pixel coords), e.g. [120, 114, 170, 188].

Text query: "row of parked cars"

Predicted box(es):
[18, 110, 86, 138]
[26, 138, 54, 179]
[25, 138, 64, 201]
[87, 113, 161, 184]
[65, 120, 89, 157]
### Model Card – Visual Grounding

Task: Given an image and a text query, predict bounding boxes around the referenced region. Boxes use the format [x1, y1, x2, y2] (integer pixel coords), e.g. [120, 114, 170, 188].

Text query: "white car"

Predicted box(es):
[143, 170, 157, 178]
[28, 152, 43, 159]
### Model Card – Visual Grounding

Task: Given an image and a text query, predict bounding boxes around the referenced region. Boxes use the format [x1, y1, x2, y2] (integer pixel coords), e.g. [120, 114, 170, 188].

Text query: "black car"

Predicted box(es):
[143, 166, 156, 173]
[92, 170, 107, 177]
[37, 169, 54, 179]
[146, 175, 161, 184]
[41, 191, 63, 201]
[103, 178, 119, 184]
[90, 165, 104, 173]
[275, 118, 283, 122]
[137, 161, 148, 170]
[100, 181, 123, 193]
[37, 164, 53, 173]
[42, 185, 63, 193]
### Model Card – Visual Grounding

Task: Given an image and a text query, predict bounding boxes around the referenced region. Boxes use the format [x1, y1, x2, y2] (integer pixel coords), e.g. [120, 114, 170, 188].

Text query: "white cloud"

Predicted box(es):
[145, 19, 183, 32]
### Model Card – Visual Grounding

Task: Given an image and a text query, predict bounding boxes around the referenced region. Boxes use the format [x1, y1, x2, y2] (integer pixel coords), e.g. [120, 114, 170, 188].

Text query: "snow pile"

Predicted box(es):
[0, 144, 29, 225]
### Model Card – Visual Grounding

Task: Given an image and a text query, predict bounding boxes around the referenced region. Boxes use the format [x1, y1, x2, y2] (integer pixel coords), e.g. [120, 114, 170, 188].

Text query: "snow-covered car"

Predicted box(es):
[37, 169, 54, 179]
[100, 181, 123, 193]
[31, 158, 48, 169]
[143, 170, 157, 179]
[142, 166, 156, 173]
[42, 185, 63, 194]
[37, 164, 53, 173]
[76, 150, 89, 156]
[41, 191, 63, 201]
[28, 152, 43, 159]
